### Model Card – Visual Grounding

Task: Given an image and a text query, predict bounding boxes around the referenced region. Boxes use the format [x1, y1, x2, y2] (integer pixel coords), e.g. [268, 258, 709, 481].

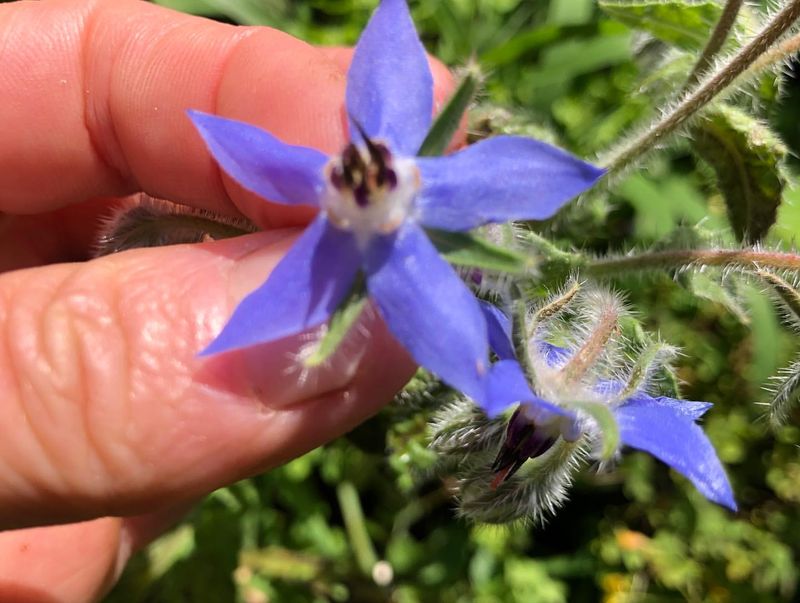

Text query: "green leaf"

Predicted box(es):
[684, 271, 750, 325]
[617, 172, 710, 241]
[572, 401, 620, 460]
[304, 277, 367, 368]
[426, 229, 533, 274]
[598, 0, 722, 50]
[152, 0, 282, 24]
[418, 64, 481, 157]
[548, 0, 594, 26]
[691, 105, 788, 244]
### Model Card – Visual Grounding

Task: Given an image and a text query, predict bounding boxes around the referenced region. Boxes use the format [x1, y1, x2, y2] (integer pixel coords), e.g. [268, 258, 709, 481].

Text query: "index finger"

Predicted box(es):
[0, 0, 455, 229]
[0, 0, 346, 228]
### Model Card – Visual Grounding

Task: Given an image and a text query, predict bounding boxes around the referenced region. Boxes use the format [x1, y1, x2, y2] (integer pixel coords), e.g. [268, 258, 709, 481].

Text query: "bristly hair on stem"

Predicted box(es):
[599, 0, 800, 176]
[683, 0, 745, 90]
[586, 246, 800, 277]
[94, 194, 256, 256]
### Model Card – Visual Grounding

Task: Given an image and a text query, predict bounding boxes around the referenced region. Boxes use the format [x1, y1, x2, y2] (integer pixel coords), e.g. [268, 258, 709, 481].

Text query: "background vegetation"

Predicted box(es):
[107, 1, 800, 601]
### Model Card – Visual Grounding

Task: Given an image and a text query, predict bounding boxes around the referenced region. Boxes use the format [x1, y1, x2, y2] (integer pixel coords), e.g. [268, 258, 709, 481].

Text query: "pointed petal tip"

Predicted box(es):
[721, 496, 738, 513]
[183, 111, 328, 207]
[416, 137, 607, 231]
[704, 484, 738, 512]
[186, 108, 214, 130]
[346, 0, 432, 153]
[197, 329, 251, 358]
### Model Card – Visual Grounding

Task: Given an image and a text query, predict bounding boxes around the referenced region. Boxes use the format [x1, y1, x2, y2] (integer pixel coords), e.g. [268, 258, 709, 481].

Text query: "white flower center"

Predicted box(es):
[321, 139, 420, 242]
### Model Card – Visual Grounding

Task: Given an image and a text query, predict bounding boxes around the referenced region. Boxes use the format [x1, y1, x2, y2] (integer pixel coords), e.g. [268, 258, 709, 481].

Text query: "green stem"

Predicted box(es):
[683, 0, 744, 90]
[337, 481, 379, 578]
[587, 248, 800, 276]
[512, 298, 537, 384]
[601, 0, 800, 174]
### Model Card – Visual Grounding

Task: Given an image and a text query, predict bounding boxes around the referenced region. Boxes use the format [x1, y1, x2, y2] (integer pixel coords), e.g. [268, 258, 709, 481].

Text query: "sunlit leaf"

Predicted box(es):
[304, 277, 368, 368]
[599, 0, 722, 50]
[691, 104, 788, 243]
[427, 229, 533, 274]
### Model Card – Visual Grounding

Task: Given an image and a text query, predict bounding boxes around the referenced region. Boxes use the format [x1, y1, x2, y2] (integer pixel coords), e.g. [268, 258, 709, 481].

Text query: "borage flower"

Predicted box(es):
[188, 0, 602, 401]
[477, 292, 736, 512]
[485, 358, 736, 510]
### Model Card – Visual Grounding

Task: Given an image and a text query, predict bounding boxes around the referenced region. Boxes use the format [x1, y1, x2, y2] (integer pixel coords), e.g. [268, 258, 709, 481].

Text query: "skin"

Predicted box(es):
[0, 1, 456, 600]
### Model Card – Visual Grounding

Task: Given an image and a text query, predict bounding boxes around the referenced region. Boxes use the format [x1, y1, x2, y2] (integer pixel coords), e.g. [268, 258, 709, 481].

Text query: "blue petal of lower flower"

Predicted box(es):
[480, 302, 516, 360]
[621, 394, 713, 420]
[201, 217, 361, 355]
[417, 136, 605, 231]
[365, 223, 487, 402]
[189, 110, 327, 206]
[345, 0, 433, 155]
[615, 404, 737, 511]
[486, 360, 575, 420]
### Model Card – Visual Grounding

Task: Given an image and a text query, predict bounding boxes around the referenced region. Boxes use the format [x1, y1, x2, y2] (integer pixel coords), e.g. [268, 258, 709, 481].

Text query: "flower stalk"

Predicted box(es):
[683, 0, 744, 90]
[586, 248, 800, 277]
[511, 298, 537, 384]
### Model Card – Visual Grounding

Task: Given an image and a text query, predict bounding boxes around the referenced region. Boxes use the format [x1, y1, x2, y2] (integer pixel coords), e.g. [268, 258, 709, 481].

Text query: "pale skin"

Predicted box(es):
[0, 1, 457, 600]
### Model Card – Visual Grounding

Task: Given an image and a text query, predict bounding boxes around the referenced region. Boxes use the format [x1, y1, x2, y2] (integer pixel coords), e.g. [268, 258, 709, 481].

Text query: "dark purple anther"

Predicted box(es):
[490, 406, 558, 489]
[354, 186, 370, 208]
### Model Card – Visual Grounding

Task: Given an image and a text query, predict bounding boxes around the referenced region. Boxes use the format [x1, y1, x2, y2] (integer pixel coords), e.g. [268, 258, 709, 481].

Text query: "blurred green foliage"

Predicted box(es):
[108, 0, 800, 601]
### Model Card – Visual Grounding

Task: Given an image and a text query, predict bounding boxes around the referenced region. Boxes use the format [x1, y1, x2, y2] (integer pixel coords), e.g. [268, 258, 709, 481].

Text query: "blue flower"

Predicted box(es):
[480, 304, 737, 511]
[187, 0, 603, 402]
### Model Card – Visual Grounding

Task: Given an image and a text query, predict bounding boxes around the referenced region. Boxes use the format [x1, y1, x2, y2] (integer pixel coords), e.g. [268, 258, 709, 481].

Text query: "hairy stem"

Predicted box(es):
[601, 0, 800, 174]
[512, 299, 537, 384]
[750, 31, 800, 72]
[587, 248, 800, 276]
[684, 0, 744, 90]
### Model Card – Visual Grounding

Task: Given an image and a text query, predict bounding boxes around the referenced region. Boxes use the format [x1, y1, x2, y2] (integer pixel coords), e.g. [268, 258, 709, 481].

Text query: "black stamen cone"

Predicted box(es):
[491, 408, 557, 489]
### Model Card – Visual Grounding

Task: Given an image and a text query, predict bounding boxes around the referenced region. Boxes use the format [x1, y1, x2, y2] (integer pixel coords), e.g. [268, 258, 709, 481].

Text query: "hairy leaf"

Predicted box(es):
[599, 0, 722, 50]
[691, 104, 787, 244]
[304, 277, 368, 368]
[427, 229, 533, 274]
[684, 272, 750, 325]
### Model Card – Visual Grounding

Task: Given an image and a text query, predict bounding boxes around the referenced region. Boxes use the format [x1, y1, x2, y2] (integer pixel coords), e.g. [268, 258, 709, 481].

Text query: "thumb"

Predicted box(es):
[0, 229, 413, 530]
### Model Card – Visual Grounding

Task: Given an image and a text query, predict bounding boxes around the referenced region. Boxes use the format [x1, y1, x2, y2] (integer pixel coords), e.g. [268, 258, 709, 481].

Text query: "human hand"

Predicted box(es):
[0, 1, 455, 600]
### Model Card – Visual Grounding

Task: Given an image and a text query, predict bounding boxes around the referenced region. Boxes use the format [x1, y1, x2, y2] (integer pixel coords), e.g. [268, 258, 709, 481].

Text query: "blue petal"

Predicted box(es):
[480, 302, 516, 360]
[202, 217, 360, 355]
[364, 223, 487, 402]
[537, 342, 570, 367]
[346, 0, 433, 155]
[417, 136, 605, 231]
[622, 393, 713, 420]
[485, 360, 575, 420]
[615, 404, 737, 511]
[188, 110, 327, 206]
